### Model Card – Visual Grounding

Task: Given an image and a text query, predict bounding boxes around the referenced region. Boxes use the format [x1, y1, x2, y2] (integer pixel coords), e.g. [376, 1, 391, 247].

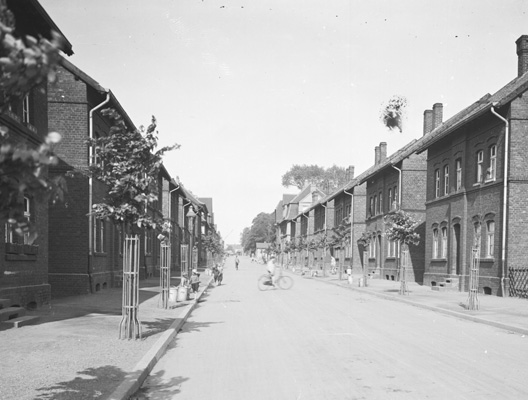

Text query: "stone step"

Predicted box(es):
[0, 315, 39, 328]
[0, 299, 11, 309]
[0, 306, 26, 322]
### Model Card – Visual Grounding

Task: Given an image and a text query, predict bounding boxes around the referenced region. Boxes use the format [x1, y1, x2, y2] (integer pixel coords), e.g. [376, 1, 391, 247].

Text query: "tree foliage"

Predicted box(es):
[86, 108, 179, 232]
[330, 216, 351, 248]
[240, 212, 275, 254]
[202, 231, 224, 256]
[384, 209, 420, 246]
[0, 4, 66, 241]
[281, 164, 348, 192]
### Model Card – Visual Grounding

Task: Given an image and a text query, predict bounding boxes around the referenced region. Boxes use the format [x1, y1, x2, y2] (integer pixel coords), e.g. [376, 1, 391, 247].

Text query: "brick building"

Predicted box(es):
[358, 107, 438, 282]
[415, 35, 528, 297]
[0, 0, 73, 308]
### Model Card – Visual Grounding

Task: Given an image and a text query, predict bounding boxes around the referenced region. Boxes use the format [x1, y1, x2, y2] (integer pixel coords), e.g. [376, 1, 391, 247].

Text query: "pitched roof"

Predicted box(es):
[414, 71, 528, 153]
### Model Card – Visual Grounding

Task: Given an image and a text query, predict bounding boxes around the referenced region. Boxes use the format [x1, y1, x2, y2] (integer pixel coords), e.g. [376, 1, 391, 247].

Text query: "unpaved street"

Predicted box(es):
[133, 257, 528, 399]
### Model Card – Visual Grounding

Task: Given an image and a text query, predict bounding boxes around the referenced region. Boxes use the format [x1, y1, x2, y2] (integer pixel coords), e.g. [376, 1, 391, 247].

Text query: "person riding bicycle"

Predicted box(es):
[267, 255, 278, 288]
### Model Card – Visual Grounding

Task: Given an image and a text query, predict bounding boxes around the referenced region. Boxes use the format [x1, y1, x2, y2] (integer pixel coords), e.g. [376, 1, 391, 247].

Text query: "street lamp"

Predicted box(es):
[186, 207, 196, 280]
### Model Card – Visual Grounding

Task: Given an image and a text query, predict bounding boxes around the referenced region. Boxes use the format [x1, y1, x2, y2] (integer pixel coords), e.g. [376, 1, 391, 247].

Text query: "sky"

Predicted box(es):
[40, 0, 528, 245]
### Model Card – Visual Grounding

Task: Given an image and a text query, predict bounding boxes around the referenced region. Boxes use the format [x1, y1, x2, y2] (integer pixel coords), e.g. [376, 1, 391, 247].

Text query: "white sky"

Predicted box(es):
[40, 0, 528, 245]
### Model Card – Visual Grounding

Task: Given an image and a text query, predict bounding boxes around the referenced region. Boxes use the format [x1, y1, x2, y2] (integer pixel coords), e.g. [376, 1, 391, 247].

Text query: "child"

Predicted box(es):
[190, 269, 200, 295]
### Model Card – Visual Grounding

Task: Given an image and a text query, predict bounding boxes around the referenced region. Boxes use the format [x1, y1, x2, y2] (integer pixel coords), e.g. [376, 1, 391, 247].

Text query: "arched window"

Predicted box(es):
[488, 145, 497, 181]
[476, 150, 484, 183]
[456, 158, 462, 191]
[486, 221, 495, 258]
[432, 228, 439, 258]
[441, 227, 448, 258]
[444, 165, 449, 195]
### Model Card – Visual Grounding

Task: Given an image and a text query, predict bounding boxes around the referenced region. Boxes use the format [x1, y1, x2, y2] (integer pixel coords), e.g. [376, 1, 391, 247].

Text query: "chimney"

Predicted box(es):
[379, 142, 387, 163]
[347, 165, 355, 180]
[374, 146, 380, 165]
[516, 35, 528, 77]
[423, 109, 433, 135]
[432, 103, 443, 129]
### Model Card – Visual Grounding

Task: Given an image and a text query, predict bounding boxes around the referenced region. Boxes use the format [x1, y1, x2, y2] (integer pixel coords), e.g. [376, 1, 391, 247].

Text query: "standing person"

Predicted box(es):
[216, 263, 224, 285]
[235, 255, 239, 270]
[190, 269, 200, 297]
[267, 255, 278, 288]
[330, 255, 337, 274]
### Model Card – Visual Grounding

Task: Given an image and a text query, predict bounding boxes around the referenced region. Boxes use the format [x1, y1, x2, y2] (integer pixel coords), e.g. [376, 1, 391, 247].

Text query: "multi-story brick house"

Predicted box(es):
[0, 0, 73, 308]
[323, 166, 367, 274]
[414, 35, 528, 297]
[46, 57, 143, 296]
[358, 105, 441, 282]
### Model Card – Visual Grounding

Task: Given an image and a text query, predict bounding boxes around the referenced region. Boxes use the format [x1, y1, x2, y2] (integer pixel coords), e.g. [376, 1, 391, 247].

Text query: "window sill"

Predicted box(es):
[431, 258, 447, 262]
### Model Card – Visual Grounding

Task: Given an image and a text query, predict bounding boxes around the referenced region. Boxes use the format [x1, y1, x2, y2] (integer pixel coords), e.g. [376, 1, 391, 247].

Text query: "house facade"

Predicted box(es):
[0, 0, 73, 308]
[416, 35, 528, 297]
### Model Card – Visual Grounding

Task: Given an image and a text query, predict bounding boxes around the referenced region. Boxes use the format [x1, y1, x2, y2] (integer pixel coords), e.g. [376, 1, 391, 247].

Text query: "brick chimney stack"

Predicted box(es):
[374, 145, 380, 165]
[423, 109, 433, 136]
[379, 142, 387, 163]
[516, 35, 528, 77]
[432, 103, 443, 129]
[347, 165, 355, 180]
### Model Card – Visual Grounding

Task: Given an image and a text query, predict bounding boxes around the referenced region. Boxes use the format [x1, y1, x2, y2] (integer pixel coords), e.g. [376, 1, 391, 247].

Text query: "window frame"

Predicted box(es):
[455, 158, 462, 191]
[486, 220, 495, 258]
[488, 145, 497, 182]
[444, 165, 449, 195]
[432, 228, 439, 259]
[476, 150, 484, 184]
[441, 226, 448, 258]
[435, 169, 440, 198]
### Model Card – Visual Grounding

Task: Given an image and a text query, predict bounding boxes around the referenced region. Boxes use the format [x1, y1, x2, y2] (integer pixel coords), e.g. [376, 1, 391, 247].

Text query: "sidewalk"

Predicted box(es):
[0, 271, 215, 400]
[294, 269, 528, 336]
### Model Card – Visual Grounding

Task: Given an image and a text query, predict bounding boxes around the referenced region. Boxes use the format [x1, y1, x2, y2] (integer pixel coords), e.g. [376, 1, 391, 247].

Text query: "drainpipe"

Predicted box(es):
[391, 165, 402, 209]
[88, 92, 110, 261]
[491, 104, 509, 297]
[321, 203, 328, 272]
[344, 188, 355, 270]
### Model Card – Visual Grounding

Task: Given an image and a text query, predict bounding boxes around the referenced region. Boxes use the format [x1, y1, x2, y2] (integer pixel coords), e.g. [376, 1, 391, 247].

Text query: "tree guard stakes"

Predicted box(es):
[158, 243, 171, 309]
[399, 245, 410, 295]
[119, 235, 142, 340]
[467, 246, 480, 310]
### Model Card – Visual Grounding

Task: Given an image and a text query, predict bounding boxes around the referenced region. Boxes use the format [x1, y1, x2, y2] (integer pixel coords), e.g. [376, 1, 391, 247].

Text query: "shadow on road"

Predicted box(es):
[130, 369, 189, 400]
[35, 365, 127, 400]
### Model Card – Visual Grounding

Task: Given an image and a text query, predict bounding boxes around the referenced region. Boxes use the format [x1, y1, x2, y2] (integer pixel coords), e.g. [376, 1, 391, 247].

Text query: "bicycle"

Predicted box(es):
[258, 272, 293, 291]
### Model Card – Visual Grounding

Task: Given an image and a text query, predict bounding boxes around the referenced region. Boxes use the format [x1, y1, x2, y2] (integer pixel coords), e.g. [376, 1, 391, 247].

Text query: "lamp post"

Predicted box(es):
[186, 207, 196, 280]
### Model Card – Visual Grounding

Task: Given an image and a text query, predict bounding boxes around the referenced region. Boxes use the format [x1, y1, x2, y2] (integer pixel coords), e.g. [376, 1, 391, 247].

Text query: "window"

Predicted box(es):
[393, 185, 398, 207]
[432, 228, 439, 258]
[369, 197, 374, 217]
[388, 239, 398, 257]
[369, 236, 376, 258]
[486, 221, 495, 258]
[488, 145, 497, 181]
[5, 197, 31, 244]
[435, 169, 440, 198]
[373, 195, 377, 215]
[93, 218, 105, 253]
[441, 227, 448, 258]
[474, 222, 482, 257]
[444, 165, 449, 195]
[378, 191, 382, 213]
[456, 159, 462, 191]
[145, 230, 152, 254]
[388, 188, 393, 211]
[476, 151, 484, 183]
[22, 94, 29, 124]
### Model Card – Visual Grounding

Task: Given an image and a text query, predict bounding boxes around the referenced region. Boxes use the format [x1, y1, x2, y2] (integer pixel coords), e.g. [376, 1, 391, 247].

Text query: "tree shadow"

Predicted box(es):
[34, 365, 127, 400]
[130, 369, 189, 400]
[141, 317, 178, 339]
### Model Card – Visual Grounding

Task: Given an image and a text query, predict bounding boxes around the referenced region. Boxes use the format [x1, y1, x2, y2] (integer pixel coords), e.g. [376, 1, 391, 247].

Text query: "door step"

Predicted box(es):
[0, 315, 40, 328]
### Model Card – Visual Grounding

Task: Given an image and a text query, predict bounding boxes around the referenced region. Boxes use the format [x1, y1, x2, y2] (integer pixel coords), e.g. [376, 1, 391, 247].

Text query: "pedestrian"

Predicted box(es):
[347, 266, 353, 284]
[190, 269, 200, 297]
[235, 255, 240, 270]
[330, 255, 337, 274]
[216, 263, 224, 285]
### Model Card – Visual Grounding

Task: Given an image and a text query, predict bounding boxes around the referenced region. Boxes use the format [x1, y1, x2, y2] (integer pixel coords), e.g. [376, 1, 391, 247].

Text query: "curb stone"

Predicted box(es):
[108, 276, 215, 400]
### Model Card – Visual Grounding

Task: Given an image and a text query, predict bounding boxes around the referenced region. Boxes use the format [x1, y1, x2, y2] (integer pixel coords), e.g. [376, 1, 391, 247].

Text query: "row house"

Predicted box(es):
[323, 166, 367, 274]
[413, 35, 528, 297]
[0, 0, 73, 308]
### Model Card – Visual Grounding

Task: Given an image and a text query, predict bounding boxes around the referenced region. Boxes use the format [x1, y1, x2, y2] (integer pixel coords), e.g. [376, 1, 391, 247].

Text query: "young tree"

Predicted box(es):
[87, 108, 178, 339]
[384, 209, 420, 294]
[330, 216, 351, 280]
